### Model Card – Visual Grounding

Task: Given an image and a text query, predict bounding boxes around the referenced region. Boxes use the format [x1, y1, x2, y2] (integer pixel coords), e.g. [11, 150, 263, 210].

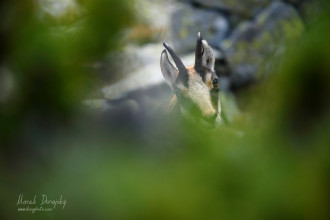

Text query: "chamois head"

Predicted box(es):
[160, 32, 221, 127]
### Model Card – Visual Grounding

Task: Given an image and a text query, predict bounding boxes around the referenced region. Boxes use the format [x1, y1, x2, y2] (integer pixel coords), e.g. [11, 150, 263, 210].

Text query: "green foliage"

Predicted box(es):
[0, 0, 134, 145]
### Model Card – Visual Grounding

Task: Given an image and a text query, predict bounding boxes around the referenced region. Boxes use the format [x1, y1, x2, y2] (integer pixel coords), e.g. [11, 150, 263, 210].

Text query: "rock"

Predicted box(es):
[170, 3, 229, 54]
[180, 0, 270, 18]
[36, 0, 83, 21]
[283, 0, 306, 6]
[134, 0, 176, 30]
[213, 48, 231, 76]
[130, 0, 177, 43]
[221, 1, 304, 88]
[91, 43, 167, 84]
[125, 43, 165, 67]
[83, 99, 112, 111]
[102, 62, 165, 100]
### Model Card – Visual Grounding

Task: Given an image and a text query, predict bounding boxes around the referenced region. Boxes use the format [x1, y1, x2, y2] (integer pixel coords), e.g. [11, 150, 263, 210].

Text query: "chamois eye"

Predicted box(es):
[212, 78, 218, 88]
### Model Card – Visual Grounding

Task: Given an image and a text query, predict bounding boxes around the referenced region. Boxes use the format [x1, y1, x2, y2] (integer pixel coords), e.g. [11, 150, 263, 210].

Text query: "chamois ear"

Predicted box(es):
[202, 40, 215, 71]
[160, 49, 178, 86]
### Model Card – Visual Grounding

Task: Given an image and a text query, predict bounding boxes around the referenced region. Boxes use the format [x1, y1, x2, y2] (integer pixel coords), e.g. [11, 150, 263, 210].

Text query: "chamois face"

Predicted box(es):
[160, 33, 221, 127]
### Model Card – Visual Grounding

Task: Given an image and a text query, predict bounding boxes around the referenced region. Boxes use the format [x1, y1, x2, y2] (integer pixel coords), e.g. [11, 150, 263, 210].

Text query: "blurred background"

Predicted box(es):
[0, 0, 329, 219]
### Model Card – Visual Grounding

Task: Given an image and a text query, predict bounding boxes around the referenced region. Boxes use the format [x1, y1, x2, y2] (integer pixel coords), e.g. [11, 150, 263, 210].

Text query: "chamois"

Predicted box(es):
[160, 32, 221, 127]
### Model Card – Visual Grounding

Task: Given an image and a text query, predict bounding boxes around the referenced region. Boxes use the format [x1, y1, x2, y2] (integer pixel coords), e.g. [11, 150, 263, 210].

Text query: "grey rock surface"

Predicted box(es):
[180, 0, 270, 18]
[222, 1, 304, 88]
[170, 3, 229, 54]
[36, 0, 83, 20]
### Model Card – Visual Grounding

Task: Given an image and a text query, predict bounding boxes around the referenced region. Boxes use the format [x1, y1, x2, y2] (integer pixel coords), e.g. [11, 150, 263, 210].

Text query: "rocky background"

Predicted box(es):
[0, 0, 321, 124]
[87, 0, 319, 122]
